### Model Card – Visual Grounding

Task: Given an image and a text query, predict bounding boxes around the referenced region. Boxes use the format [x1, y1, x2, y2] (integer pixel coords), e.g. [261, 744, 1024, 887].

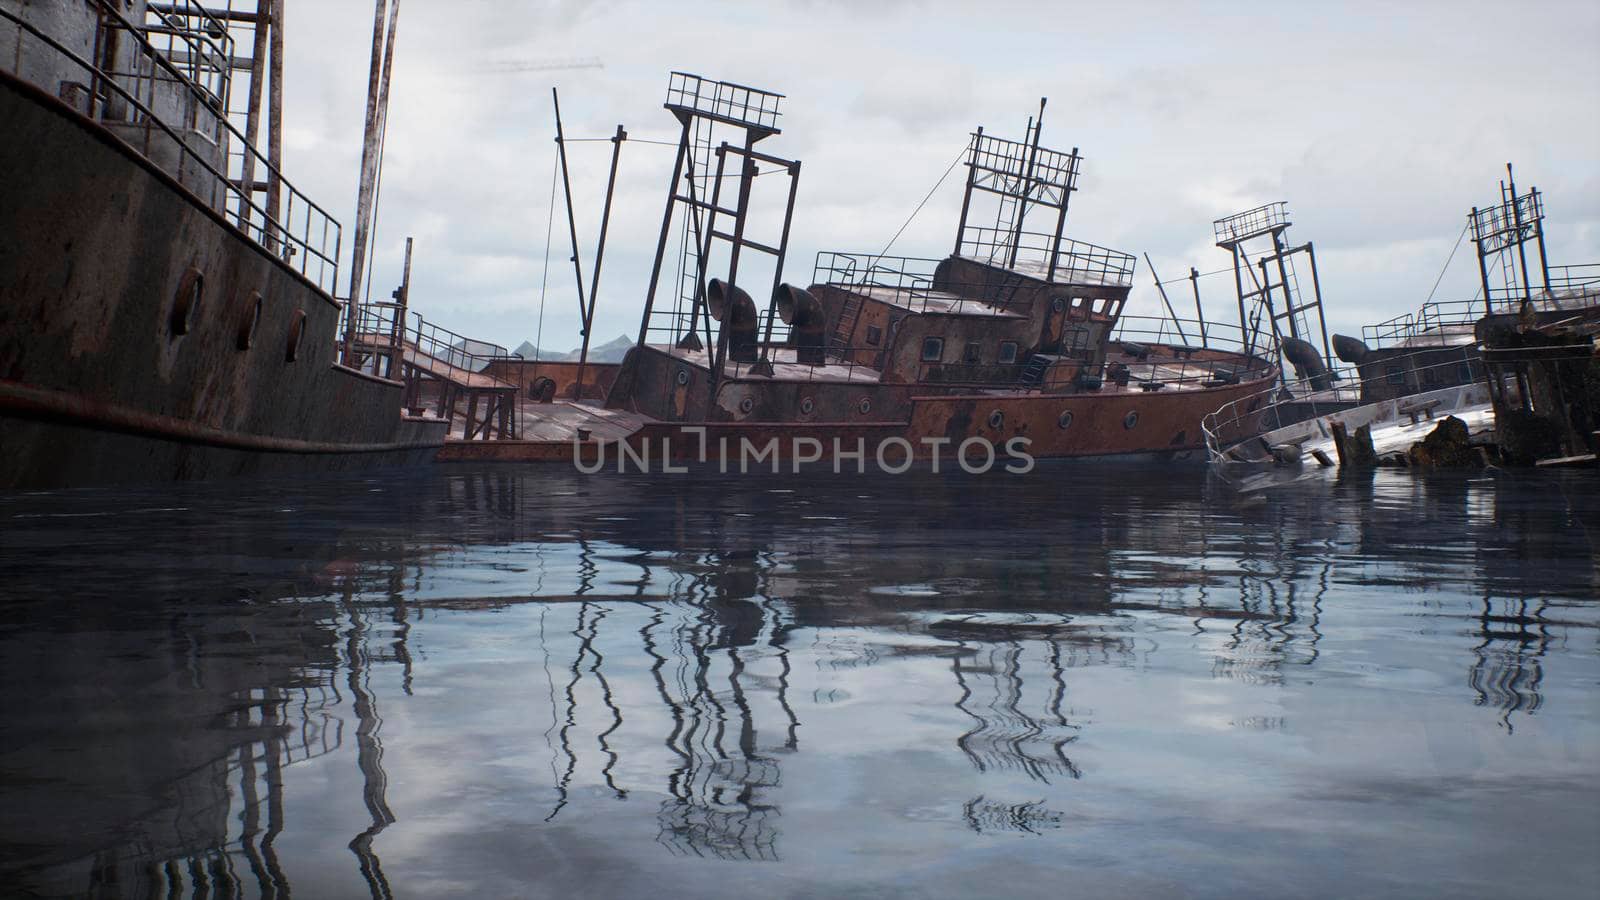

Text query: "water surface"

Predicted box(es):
[1, 465, 1597, 898]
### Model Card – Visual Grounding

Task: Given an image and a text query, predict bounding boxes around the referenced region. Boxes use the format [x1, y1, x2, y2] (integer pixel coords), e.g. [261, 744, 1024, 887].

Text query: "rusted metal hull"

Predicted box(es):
[435, 372, 1269, 467]
[0, 70, 446, 490]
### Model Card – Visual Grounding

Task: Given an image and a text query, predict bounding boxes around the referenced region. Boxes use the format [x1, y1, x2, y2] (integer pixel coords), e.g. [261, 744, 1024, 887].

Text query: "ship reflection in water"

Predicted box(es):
[0, 466, 1596, 898]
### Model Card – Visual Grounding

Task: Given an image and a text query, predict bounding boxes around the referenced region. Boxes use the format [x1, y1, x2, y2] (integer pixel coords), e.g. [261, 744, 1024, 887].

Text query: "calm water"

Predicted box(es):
[1, 464, 1597, 899]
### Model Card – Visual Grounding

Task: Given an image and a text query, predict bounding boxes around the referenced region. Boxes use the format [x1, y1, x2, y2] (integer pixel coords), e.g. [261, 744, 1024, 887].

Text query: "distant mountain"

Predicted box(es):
[580, 334, 634, 363]
[512, 340, 563, 360]
[510, 335, 633, 363]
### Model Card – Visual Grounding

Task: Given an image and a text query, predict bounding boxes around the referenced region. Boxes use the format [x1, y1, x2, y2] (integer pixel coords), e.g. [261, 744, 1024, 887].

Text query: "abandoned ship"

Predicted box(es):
[437, 72, 1283, 469]
[1203, 166, 1599, 470]
[0, 0, 446, 490]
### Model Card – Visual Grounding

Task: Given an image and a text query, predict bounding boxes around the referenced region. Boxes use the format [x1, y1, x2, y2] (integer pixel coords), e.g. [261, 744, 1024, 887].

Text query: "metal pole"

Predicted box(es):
[1470, 207, 1494, 315]
[637, 118, 691, 349]
[1303, 241, 1331, 363]
[390, 236, 413, 379]
[953, 126, 981, 257]
[1143, 252, 1189, 346]
[551, 87, 589, 398]
[711, 137, 758, 396]
[343, 0, 390, 363]
[1271, 234, 1301, 341]
[239, 0, 270, 231]
[1007, 99, 1046, 270]
[1189, 266, 1207, 347]
[1046, 147, 1076, 283]
[265, 0, 285, 248]
[1230, 245, 1251, 358]
[1506, 163, 1533, 306]
[754, 160, 802, 375]
[687, 146, 729, 353]
[1531, 187, 1551, 293]
[575, 124, 626, 401]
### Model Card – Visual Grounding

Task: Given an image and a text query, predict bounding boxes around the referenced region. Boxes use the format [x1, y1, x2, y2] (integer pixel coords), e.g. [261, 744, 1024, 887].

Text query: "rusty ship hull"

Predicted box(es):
[0, 61, 443, 490]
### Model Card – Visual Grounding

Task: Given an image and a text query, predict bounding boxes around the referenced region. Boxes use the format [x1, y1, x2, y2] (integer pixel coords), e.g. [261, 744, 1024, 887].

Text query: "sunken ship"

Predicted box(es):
[0, 1, 445, 490]
[442, 72, 1281, 467]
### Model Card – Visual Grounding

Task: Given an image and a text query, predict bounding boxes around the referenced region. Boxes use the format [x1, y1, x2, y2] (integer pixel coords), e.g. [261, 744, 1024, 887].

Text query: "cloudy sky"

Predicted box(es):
[275, 0, 1600, 355]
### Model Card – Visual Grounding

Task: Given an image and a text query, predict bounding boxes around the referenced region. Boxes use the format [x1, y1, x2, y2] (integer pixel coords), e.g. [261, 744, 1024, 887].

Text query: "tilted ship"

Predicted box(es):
[442, 72, 1283, 468]
[0, 0, 446, 489]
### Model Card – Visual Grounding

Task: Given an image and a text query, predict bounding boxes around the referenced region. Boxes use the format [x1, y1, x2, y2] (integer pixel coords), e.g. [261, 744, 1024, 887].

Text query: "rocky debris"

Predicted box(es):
[1405, 415, 1477, 467]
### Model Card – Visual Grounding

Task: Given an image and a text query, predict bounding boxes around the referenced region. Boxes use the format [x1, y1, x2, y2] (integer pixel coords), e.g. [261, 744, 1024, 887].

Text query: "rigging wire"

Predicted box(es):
[1424, 222, 1472, 306]
[873, 143, 969, 263]
[535, 152, 559, 362]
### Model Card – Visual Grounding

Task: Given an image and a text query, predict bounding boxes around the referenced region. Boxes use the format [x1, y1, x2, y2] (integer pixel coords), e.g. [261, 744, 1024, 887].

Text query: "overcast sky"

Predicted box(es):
[275, 0, 1600, 355]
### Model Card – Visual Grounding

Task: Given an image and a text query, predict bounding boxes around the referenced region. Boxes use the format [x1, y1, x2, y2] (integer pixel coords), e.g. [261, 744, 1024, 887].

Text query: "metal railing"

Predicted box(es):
[1361, 299, 1485, 349]
[352, 304, 522, 376]
[813, 251, 1023, 314]
[968, 131, 1080, 195]
[1549, 263, 1600, 293]
[1367, 264, 1600, 349]
[1213, 202, 1289, 246]
[665, 71, 783, 132]
[956, 227, 1136, 287]
[0, 2, 343, 294]
[140, 0, 233, 113]
[1201, 346, 1488, 463]
[814, 250, 1127, 316]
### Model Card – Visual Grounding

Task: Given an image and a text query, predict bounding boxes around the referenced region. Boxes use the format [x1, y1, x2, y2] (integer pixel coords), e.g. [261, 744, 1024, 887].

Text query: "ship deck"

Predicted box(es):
[852, 285, 1027, 317]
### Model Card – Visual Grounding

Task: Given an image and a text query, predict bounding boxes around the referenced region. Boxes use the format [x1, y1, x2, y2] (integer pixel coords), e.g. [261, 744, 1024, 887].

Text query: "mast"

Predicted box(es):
[1007, 97, 1046, 270]
[265, 0, 284, 248]
[343, 0, 399, 362]
[240, 0, 271, 234]
[575, 123, 627, 401]
[550, 87, 591, 401]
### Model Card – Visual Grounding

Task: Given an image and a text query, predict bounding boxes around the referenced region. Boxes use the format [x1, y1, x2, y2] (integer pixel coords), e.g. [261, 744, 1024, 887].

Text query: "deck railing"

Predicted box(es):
[1201, 345, 1486, 463]
[0, 1, 342, 294]
[1361, 299, 1485, 350]
[664, 71, 783, 132]
[812, 251, 1041, 316]
[352, 303, 522, 377]
[956, 227, 1136, 287]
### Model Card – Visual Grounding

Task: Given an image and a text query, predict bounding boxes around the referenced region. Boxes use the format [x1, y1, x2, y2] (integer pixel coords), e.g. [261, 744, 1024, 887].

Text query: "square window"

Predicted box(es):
[998, 341, 1019, 364]
[866, 324, 882, 346]
[921, 337, 944, 362]
[964, 341, 982, 364]
[1386, 365, 1405, 385]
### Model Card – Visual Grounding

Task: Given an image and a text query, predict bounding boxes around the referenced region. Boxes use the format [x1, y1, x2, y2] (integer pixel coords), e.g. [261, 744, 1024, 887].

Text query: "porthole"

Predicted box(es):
[739, 396, 755, 414]
[1050, 296, 1066, 314]
[1123, 410, 1139, 430]
[987, 409, 1004, 430]
[285, 308, 307, 362]
[170, 266, 204, 336]
[858, 397, 872, 415]
[235, 291, 263, 350]
[675, 369, 690, 386]
[800, 396, 815, 415]
[1058, 410, 1073, 430]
